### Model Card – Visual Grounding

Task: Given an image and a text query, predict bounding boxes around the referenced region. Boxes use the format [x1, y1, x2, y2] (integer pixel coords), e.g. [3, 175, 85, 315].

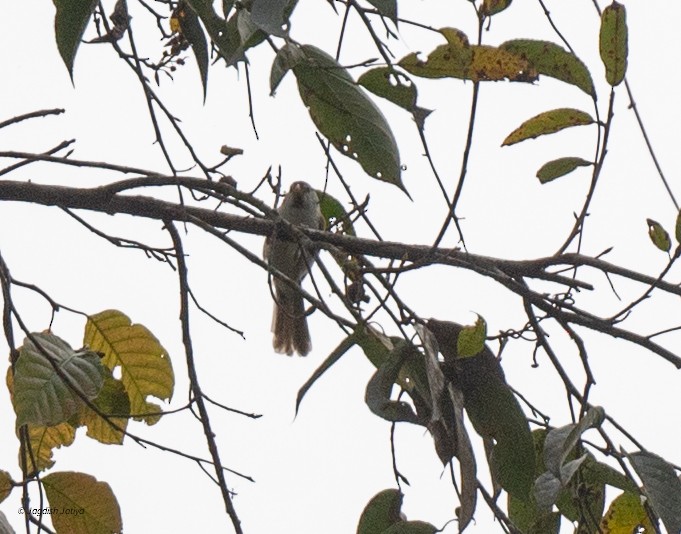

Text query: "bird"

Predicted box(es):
[263, 181, 325, 356]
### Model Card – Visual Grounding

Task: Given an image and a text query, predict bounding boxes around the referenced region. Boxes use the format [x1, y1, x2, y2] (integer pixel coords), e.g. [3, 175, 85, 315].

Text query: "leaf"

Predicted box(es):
[356, 489, 403, 534]
[43, 471, 122, 534]
[600, 491, 655, 534]
[534, 471, 563, 510]
[317, 190, 355, 236]
[583, 457, 638, 494]
[177, 1, 209, 100]
[357, 67, 417, 113]
[250, 0, 291, 37]
[13, 333, 104, 427]
[481, 0, 512, 16]
[646, 218, 671, 252]
[79, 367, 131, 444]
[365, 343, 422, 424]
[382, 521, 438, 534]
[270, 43, 305, 95]
[84, 310, 174, 425]
[536, 157, 592, 184]
[628, 451, 681, 534]
[21, 422, 76, 474]
[293, 45, 404, 191]
[456, 315, 486, 358]
[676, 210, 681, 244]
[500, 40, 595, 97]
[0, 471, 12, 504]
[544, 407, 604, 477]
[366, 0, 397, 25]
[599, 2, 628, 86]
[296, 334, 356, 414]
[53, 0, 97, 78]
[502, 108, 594, 146]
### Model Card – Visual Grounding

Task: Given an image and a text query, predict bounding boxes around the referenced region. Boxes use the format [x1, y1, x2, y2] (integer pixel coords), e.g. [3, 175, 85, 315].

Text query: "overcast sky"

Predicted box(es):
[1, 1, 681, 532]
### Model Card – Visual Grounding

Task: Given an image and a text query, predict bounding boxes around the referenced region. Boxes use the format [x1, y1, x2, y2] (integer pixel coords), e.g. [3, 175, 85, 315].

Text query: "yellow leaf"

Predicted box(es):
[21, 423, 76, 474]
[600, 492, 653, 533]
[84, 310, 174, 425]
[503, 108, 594, 146]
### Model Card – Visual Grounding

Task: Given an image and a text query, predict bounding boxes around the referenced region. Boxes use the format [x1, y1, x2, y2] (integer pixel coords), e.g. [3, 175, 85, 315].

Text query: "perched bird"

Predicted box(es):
[263, 181, 325, 356]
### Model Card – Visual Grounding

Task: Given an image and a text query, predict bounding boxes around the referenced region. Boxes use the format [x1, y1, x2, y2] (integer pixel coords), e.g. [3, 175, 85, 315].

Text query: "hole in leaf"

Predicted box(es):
[342, 145, 349, 152]
[376, 171, 382, 179]
[113, 367, 122, 380]
[401, 164, 407, 171]
[345, 134, 352, 142]
[352, 152, 358, 159]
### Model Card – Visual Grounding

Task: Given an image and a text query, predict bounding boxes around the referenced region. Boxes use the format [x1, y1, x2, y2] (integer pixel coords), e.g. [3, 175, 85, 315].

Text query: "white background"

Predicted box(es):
[1, 1, 681, 532]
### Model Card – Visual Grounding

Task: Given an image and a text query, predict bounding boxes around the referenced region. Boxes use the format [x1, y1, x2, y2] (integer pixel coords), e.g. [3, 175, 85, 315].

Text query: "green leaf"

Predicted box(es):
[382, 521, 438, 534]
[481, 0, 512, 17]
[317, 190, 356, 236]
[365, 0, 397, 25]
[502, 108, 594, 146]
[357, 67, 417, 113]
[84, 310, 174, 425]
[270, 42, 305, 95]
[293, 45, 404, 191]
[79, 367, 131, 444]
[628, 451, 681, 534]
[544, 407, 604, 477]
[500, 40, 595, 97]
[296, 334, 356, 414]
[365, 343, 422, 424]
[675, 210, 681, 244]
[646, 218, 671, 252]
[177, 2, 209, 100]
[356, 489, 403, 534]
[0, 470, 12, 504]
[456, 315, 486, 358]
[43, 471, 122, 534]
[53, 0, 97, 78]
[13, 333, 104, 427]
[583, 457, 638, 494]
[251, 0, 292, 37]
[600, 491, 655, 533]
[599, 1, 628, 86]
[536, 157, 592, 184]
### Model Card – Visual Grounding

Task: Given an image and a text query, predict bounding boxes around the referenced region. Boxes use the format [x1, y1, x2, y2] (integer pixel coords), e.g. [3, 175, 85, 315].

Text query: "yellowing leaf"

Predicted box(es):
[646, 218, 671, 252]
[600, 492, 654, 533]
[456, 315, 487, 358]
[599, 2, 628, 86]
[500, 39, 595, 97]
[79, 369, 130, 445]
[293, 45, 404, 191]
[469, 45, 537, 82]
[22, 423, 76, 474]
[0, 470, 12, 503]
[43, 471, 122, 534]
[503, 108, 594, 146]
[84, 310, 174, 425]
[481, 0, 512, 16]
[536, 157, 592, 184]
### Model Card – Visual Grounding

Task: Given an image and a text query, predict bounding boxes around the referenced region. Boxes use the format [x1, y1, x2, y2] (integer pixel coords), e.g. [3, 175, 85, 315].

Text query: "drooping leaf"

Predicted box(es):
[53, 0, 97, 78]
[500, 40, 595, 97]
[293, 45, 404, 191]
[13, 333, 104, 427]
[43, 471, 122, 534]
[536, 157, 592, 184]
[365, 343, 422, 425]
[356, 489, 403, 534]
[646, 218, 671, 252]
[599, 2, 628, 86]
[543, 407, 604, 477]
[600, 491, 655, 533]
[628, 451, 681, 534]
[502, 108, 594, 146]
[427, 319, 534, 500]
[481, 0, 512, 16]
[21, 422, 76, 474]
[176, 1, 209, 99]
[84, 310, 174, 425]
[675, 210, 681, 244]
[296, 334, 356, 414]
[270, 43, 305, 95]
[456, 315, 486, 358]
[0, 471, 12, 503]
[358, 67, 417, 113]
[366, 0, 397, 25]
